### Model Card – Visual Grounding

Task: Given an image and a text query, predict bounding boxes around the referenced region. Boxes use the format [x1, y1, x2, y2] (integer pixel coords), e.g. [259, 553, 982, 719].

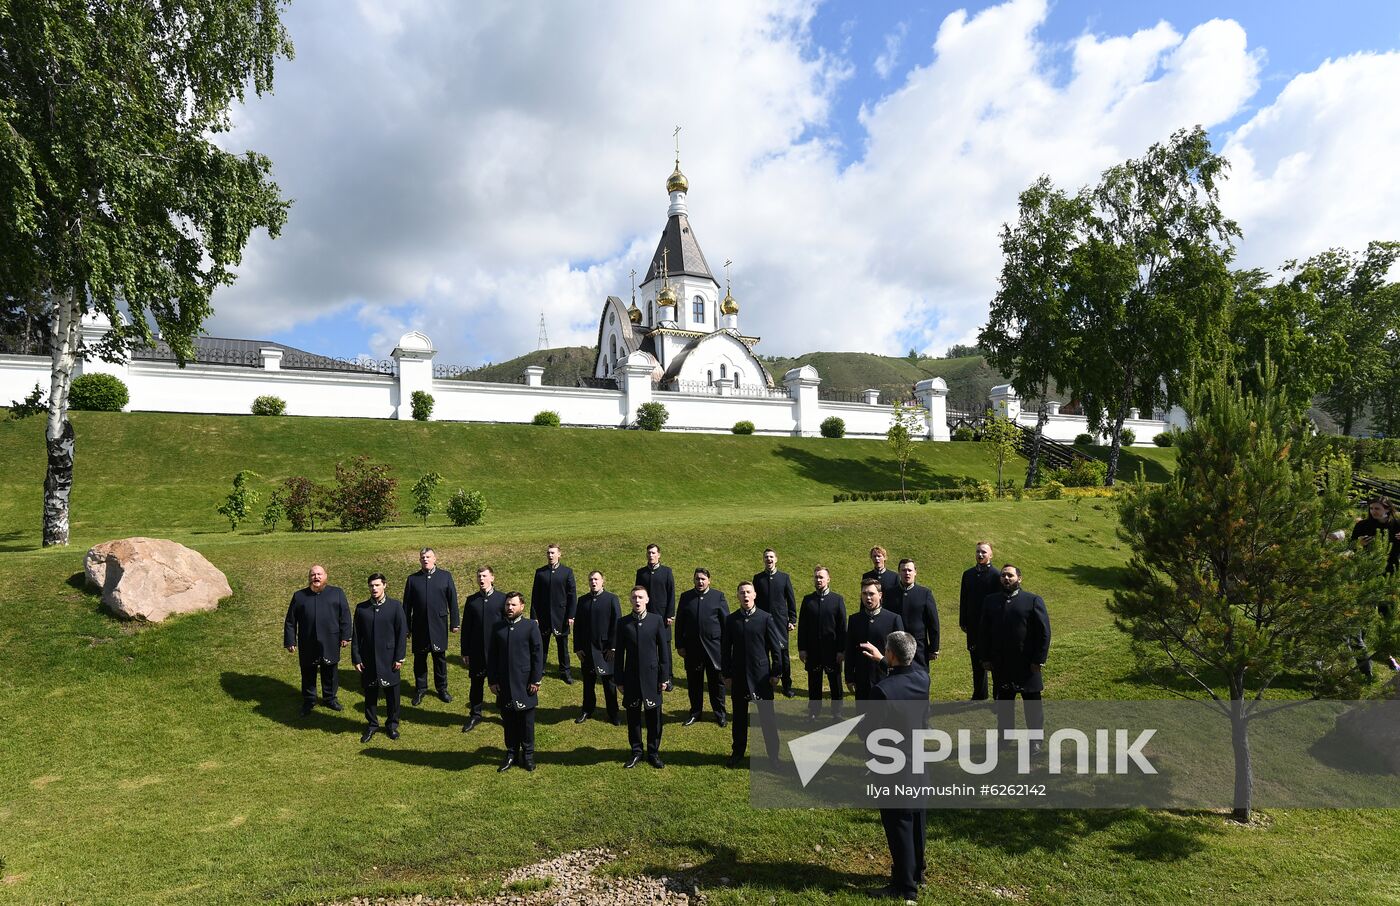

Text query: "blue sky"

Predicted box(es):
[211, 0, 1400, 366]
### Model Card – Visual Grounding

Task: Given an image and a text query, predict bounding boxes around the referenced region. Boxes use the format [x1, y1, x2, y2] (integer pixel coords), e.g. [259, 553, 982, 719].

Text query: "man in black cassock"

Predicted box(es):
[615, 585, 673, 768]
[634, 543, 675, 637]
[351, 573, 407, 743]
[845, 577, 904, 701]
[675, 567, 730, 726]
[574, 570, 621, 725]
[979, 564, 1051, 755]
[488, 591, 544, 772]
[798, 566, 847, 718]
[403, 547, 460, 706]
[283, 564, 352, 716]
[531, 543, 577, 683]
[460, 565, 506, 732]
[861, 545, 899, 597]
[752, 548, 797, 697]
[722, 580, 784, 768]
[959, 541, 1001, 700]
[886, 558, 939, 670]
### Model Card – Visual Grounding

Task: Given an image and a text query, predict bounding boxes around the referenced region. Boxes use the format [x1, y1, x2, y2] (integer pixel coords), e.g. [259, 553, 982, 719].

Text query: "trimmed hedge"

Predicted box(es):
[1153, 431, 1174, 447]
[820, 416, 845, 438]
[251, 395, 286, 416]
[833, 483, 1113, 504]
[68, 373, 128, 411]
[732, 420, 755, 435]
[1073, 432, 1095, 446]
[410, 390, 434, 421]
[636, 401, 668, 431]
[532, 410, 561, 427]
[1119, 427, 1136, 446]
[446, 488, 487, 526]
[952, 426, 975, 442]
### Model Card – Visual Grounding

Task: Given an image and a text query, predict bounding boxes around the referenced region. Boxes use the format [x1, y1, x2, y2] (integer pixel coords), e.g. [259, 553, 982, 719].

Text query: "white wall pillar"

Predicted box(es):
[989, 383, 1020, 422]
[523, 365, 545, 387]
[914, 377, 950, 441]
[1128, 407, 1141, 420]
[620, 350, 655, 427]
[783, 365, 821, 437]
[260, 347, 283, 371]
[863, 388, 881, 405]
[391, 330, 436, 421]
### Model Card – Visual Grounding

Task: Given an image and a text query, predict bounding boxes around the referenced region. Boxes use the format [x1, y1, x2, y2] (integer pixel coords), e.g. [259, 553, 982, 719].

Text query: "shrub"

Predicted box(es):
[216, 470, 260, 531]
[532, 410, 561, 427]
[410, 471, 442, 525]
[820, 416, 846, 438]
[446, 488, 487, 526]
[636, 401, 669, 431]
[261, 490, 285, 531]
[251, 395, 286, 416]
[410, 390, 434, 421]
[1073, 432, 1095, 446]
[1119, 427, 1137, 446]
[1042, 480, 1065, 500]
[281, 476, 332, 531]
[952, 426, 975, 442]
[7, 383, 46, 420]
[330, 456, 398, 531]
[732, 420, 755, 435]
[1153, 431, 1175, 447]
[68, 373, 128, 411]
[1045, 458, 1109, 487]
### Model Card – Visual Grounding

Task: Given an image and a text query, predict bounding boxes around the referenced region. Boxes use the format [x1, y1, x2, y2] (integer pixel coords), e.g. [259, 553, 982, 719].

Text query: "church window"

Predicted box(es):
[608, 311, 616, 326]
[720, 364, 727, 381]
[707, 369, 713, 385]
[693, 296, 705, 324]
[734, 369, 742, 386]
[609, 335, 617, 366]
[648, 302, 654, 322]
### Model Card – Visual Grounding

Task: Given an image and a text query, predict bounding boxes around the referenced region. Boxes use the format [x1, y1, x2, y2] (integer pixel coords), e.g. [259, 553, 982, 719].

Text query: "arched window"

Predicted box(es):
[707, 369, 713, 385]
[648, 302, 654, 323]
[693, 295, 705, 324]
[720, 364, 727, 381]
[734, 369, 742, 387]
[609, 335, 617, 370]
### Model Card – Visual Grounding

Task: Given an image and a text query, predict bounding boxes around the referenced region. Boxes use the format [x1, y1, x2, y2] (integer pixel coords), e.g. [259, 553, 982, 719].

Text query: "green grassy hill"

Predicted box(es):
[450, 344, 596, 386]
[763, 352, 1005, 408]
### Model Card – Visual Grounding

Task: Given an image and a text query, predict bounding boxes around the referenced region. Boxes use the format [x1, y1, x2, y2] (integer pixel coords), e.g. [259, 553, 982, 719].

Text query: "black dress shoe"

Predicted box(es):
[562, 672, 574, 685]
[610, 714, 621, 726]
[647, 754, 665, 769]
[783, 689, 796, 698]
[716, 711, 728, 728]
[437, 691, 453, 704]
[726, 754, 745, 769]
[574, 712, 591, 724]
[386, 727, 399, 740]
[360, 726, 378, 743]
[323, 697, 343, 711]
[624, 754, 643, 769]
[683, 713, 700, 727]
[522, 757, 536, 772]
[462, 715, 481, 733]
[411, 691, 424, 706]
[497, 755, 515, 773]
[299, 703, 315, 717]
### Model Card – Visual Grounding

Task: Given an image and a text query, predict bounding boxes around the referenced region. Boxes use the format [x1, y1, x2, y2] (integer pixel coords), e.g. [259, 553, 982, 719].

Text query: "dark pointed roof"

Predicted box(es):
[643, 214, 717, 285]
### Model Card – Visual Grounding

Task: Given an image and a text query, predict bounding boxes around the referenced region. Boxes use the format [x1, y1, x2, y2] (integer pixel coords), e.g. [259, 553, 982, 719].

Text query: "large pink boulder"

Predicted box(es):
[84, 537, 231, 622]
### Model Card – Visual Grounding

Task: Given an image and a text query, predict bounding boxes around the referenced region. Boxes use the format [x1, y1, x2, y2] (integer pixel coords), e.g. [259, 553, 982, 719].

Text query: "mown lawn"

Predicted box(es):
[2, 415, 1394, 906]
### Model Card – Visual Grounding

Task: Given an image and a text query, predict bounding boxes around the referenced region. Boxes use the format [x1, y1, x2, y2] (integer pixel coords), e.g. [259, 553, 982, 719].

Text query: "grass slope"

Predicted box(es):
[764, 352, 1006, 406]
[456, 345, 595, 386]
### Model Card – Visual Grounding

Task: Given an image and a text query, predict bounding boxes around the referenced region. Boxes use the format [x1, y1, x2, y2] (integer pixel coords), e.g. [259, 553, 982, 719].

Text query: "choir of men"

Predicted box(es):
[488, 591, 543, 772]
[403, 548, 459, 706]
[283, 564, 352, 716]
[722, 580, 785, 768]
[531, 544, 577, 684]
[616, 585, 672, 768]
[675, 567, 729, 727]
[460, 566, 505, 732]
[752, 549, 797, 697]
[351, 573, 407, 743]
[798, 566, 847, 718]
[959, 542, 1001, 701]
[574, 570, 621, 725]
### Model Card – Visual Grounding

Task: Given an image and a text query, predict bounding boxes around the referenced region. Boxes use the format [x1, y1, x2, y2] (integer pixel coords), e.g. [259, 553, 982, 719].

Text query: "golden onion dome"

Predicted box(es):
[657, 284, 677, 307]
[627, 301, 643, 323]
[719, 289, 739, 316]
[667, 161, 689, 194]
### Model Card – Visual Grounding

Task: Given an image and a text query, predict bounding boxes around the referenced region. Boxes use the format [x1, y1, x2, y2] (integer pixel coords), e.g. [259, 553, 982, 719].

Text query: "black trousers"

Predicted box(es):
[626, 704, 663, 756]
[468, 673, 487, 718]
[413, 649, 448, 695]
[502, 707, 536, 758]
[541, 631, 572, 672]
[993, 673, 1044, 737]
[806, 663, 844, 713]
[731, 689, 779, 760]
[968, 641, 988, 700]
[685, 658, 725, 716]
[299, 658, 339, 705]
[778, 645, 793, 693]
[578, 653, 618, 719]
[364, 682, 401, 729]
[880, 807, 927, 898]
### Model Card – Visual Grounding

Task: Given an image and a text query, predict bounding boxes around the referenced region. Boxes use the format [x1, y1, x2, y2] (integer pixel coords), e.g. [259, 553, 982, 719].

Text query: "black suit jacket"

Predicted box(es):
[615, 612, 672, 710]
[531, 564, 577, 635]
[351, 597, 407, 687]
[488, 617, 544, 710]
[675, 588, 729, 669]
[861, 567, 899, 598]
[845, 607, 904, 691]
[574, 590, 621, 675]
[753, 570, 797, 640]
[283, 586, 351, 664]
[722, 607, 784, 699]
[886, 582, 939, 665]
[978, 589, 1051, 685]
[461, 588, 506, 677]
[403, 569, 460, 655]
[797, 591, 847, 667]
[634, 564, 676, 622]
[959, 563, 1002, 648]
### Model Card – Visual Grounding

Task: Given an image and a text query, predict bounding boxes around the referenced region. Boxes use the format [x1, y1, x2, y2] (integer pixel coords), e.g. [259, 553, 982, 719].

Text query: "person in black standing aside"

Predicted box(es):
[798, 566, 847, 718]
[351, 573, 407, 743]
[531, 543, 577, 684]
[862, 546, 899, 598]
[1351, 498, 1400, 676]
[574, 570, 621, 725]
[635, 543, 676, 638]
[615, 585, 673, 768]
[675, 567, 730, 726]
[959, 541, 1001, 700]
[886, 558, 939, 670]
[488, 591, 543, 772]
[403, 547, 460, 706]
[461, 565, 505, 732]
[846, 577, 904, 701]
[722, 580, 785, 768]
[979, 564, 1051, 755]
[283, 564, 352, 717]
[753, 548, 797, 697]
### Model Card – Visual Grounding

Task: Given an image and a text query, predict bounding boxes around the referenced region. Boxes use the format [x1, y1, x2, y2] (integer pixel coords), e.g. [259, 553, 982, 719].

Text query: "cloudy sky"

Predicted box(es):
[210, 0, 1400, 366]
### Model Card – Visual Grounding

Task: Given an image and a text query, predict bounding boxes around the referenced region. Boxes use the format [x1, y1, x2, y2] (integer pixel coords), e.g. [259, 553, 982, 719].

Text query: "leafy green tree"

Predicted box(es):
[1061, 127, 1238, 486]
[410, 471, 443, 526]
[0, 0, 293, 545]
[1224, 267, 1340, 420]
[980, 415, 1022, 497]
[980, 176, 1083, 487]
[216, 470, 261, 532]
[1111, 362, 1393, 822]
[885, 401, 923, 502]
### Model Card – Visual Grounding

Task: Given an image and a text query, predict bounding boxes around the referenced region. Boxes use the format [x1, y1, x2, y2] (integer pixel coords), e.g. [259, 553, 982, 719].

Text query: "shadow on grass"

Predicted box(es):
[771, 445, 964, 493]
[1045, 563, 1132, 593]
[0, 529, 38, 552]
[220, 671, 361, 734]
[1083, 447, 1174, 483]
[930, 808, 1215, 860]
[631, 841, 876, 896]
[364, 741, 730, 772]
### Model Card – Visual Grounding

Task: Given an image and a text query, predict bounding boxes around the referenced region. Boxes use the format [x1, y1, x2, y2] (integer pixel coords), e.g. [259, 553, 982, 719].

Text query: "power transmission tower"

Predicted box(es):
[537, 312, 549, 350]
